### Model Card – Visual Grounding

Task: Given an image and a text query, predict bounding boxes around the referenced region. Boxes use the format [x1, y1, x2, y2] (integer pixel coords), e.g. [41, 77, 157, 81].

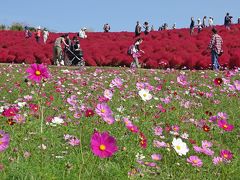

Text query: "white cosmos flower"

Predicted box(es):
[50, 117, 64, 126]
[172, 138, 189, 156]
[139, 89, 152, 101]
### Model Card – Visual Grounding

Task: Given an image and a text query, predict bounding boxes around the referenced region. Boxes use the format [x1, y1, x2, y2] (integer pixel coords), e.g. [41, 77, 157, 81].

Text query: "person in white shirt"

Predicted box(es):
[43, 28, 49, 44]
[208, 17, 214, 27]
[79, 27, 87, 39]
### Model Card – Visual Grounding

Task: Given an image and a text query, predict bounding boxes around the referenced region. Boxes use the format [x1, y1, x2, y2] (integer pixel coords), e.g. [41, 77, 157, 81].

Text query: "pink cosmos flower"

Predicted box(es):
[154, 126, 163, 136]
[110, 77, 123, 89]
[26, 63, 50, 83]
[95, 103, 112, 118]
[90, 131, 118, 158]
[67, 95, 77, 106]
[193, 146, 203, 153]
[153, 140, 167, 148]
[102, 115, 115, 125]
[103, 89, 113, 100]
[218, 120, 234, 131]
[217, 112, 228, 120]
[212, 156, 223, 165]
[201, 140, 212, 148]
[98, 96, 109, 103]
[151, 154, 162, 161]
[172, 125, 180, 132]
[220, 150, 233, 161]
[177, 75, 188, 86]
[2, 107, 19, 117]
[73, 112, 82, 119]
[233, 80, 240, 91]
[126, 124, 139, 133]
[68, 138, 80, 146]
[187, 156, 203, 167]
[13, 114, 26, 124]
[202, 148, 214, 156]
[0, 130, 10, 152]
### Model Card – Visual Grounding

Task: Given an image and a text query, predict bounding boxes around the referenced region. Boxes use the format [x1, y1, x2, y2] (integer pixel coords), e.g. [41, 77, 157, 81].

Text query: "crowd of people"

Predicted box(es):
[22, 12, 239, 70]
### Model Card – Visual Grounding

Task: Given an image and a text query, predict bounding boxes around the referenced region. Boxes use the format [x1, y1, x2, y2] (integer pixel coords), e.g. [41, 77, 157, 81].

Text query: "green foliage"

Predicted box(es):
[9, 23, 24, 31]
[0, 24, 6, 30]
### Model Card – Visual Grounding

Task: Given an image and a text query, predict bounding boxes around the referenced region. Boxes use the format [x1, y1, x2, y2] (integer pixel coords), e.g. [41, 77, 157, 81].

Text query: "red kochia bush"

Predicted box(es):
[0, 24, 240, 69]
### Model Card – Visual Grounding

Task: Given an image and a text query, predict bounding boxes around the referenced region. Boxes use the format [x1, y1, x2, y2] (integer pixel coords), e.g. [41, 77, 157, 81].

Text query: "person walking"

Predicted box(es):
[197, 18, 202, 33]
[135, 21, 142, 37]
[43, 28, 49, 44]
[190, 17, 195, 35]
[224, 13, 232, 30]
[202, 16, 207, 28]
[128, 38, 144, 68]
[35, 26, 41, 43]
[103, 23, 111, 32]
[208, 28, 223, 70]
[143, 21, 150, 35]
[208, 17, 214, 27]
[53, 34, 69, 66]
[79, 27, 87, 39]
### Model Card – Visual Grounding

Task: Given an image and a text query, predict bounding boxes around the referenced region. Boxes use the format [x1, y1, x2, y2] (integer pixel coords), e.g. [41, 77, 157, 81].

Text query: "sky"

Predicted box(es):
[0, 0, 239, 32]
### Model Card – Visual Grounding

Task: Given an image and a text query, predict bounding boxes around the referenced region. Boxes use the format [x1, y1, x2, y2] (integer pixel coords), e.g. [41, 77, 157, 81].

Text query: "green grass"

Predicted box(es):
[0, 64, 239, 180]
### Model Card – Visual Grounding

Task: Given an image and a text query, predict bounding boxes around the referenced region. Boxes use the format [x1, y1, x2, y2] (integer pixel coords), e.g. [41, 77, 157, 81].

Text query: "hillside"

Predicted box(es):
[0, 24, 240, 69]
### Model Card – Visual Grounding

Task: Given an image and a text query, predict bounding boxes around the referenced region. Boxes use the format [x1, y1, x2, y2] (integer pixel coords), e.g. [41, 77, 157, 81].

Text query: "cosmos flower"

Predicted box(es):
[90, 131, 118, 158]
[0, 130, 10, 152]
[110, 77, 123, 88]
[139, 89, 152, 101]
[13, 114, 26, 124]
[26, 63, 50, 83]
[187, 156, 203, 167]
[151, 154, 162, 161]
[212, 156, 223, 165]
[233, 80, 240, 91]
[85, 109, 94, 117]
[95, 103, 112, 118]
[172, 138, 189, 156]
[2, 107, 19, 117]
[220, 150, 233, 161]
[177, 75, 188, 86]
[103, 89, 113, 100]
[102, 115, 115, 125]
[213, 78, 223, 86]
[217, 120, 234, 131]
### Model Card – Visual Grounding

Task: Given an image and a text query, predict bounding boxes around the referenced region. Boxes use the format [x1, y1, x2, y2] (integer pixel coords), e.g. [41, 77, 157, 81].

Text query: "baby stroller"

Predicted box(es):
[65, 45, 85, 67]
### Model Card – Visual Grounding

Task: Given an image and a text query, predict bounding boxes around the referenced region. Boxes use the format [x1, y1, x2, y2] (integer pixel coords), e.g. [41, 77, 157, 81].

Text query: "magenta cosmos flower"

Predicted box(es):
[90, 131, 118, 158]
[26, 63, 50, 83]
[187, 156, 203, 167]
[220, 150, 233, 161]
[0, 130, 10, 152]
[217, 120, 234, 131]
[2, 107, 19, 117]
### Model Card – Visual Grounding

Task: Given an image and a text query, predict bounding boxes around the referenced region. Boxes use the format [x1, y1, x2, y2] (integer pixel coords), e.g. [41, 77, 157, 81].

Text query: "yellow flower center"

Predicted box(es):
[176, 145, 181, 150]
[35, 70, 41, 76]
[99, 144, 106, 151]
[223, 124, 228, 129]
[223, 154, 228, 158]
[0, 141, 2, 145]
[143, 94, 147, 97]
[101, 109, 105, 113]
[193, 160, 198, 164]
